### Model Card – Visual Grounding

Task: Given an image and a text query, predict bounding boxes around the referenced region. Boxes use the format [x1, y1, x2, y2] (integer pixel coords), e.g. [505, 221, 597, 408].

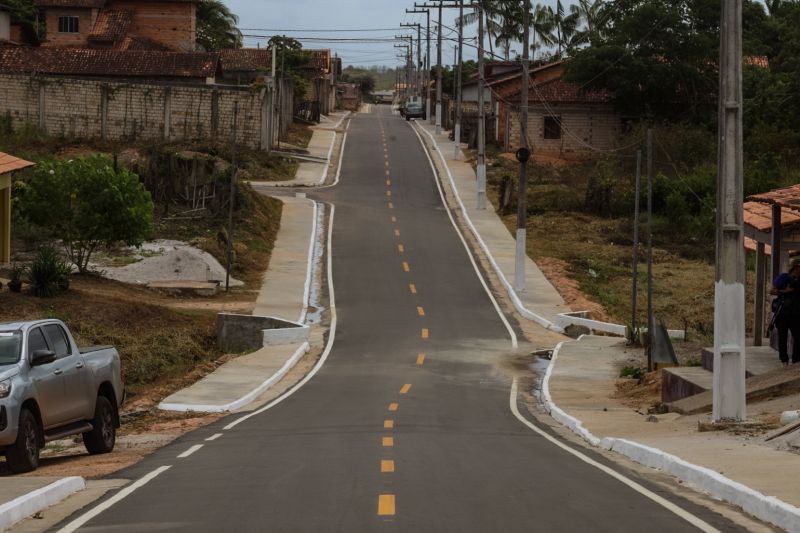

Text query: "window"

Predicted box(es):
[43, 325, 71, 358]
[58, 16, 80, 33]
[27, 328, 49, 358]
[544, 116, 561, 140]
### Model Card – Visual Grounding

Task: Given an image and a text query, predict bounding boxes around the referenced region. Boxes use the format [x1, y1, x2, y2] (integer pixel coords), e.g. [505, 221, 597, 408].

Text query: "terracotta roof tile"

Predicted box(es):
[0, 47, 221, 79]
[117, 35, 172, 51]
[33, 0, 105, 7]
[219, 48, 271, 72]
[747, 184, 800, 211]
[0, 152, 34, 175]
[88, 9, 132, 43]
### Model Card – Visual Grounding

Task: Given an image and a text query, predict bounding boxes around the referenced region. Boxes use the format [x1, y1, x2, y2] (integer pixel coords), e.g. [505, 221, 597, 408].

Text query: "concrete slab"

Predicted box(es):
[415, 121, 572, 329]
[661, 366, 713, 403]
[253, 195, 316, 323]
[702, 345, 785, 376]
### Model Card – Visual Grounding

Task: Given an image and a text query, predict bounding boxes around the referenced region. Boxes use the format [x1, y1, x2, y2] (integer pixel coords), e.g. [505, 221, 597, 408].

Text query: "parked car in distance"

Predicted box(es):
[0, 319, 124, 473]
[403, 96, 425, 120]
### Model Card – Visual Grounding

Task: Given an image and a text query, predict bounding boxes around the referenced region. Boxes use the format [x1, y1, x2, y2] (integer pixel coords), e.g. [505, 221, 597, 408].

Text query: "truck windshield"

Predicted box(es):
[0, 332, 22, 365]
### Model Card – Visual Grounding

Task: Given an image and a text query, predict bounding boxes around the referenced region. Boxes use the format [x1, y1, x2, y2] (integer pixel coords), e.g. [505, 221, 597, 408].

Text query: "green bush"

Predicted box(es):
[19, 156, 154, 273]
[25, 246, 71, 298]
[619, 365, 645, 380]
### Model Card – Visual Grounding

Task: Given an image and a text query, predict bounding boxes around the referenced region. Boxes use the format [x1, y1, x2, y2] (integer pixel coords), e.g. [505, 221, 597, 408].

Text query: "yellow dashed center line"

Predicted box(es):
[421, 328, 429, 339]
[398, 244, 405, 253]
[417, 306, 425, 317]
[416, 353, 426, 365]
[388, 402, 398, 411]
[394, 229, 400, 237]
[385, 169, 390, 176]
[378, 494, 396, 516]
[409, 283, 417, 294]
[381, 460, 395, 473]
[402, 262, 410, 272]
[382, 436, 394, 447]
[399, 383, 412, 394]
[388, 202, 394, 209]
[386, 190, 392, 197]
[384, 419, 394, 429]
[391, 216, 397, 223]
[386, 179, 391, 186]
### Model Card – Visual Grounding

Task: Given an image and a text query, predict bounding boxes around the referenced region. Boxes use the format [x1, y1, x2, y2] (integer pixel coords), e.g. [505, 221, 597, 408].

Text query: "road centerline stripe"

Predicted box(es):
[417, 306, 425, 316]
[402, 261, 410, 272]
[205, 433, 223, 442]
[378, 494, 395, 516]
[400, 384, 412, 394]
[416, 353, 426, 365]
[384, 419, 394, 429]
[398, 244, 405, 253]
[409, 283, 417, 294]
[421, 328, 429, 339]
[394, 229, 400, 237]
[177, 444, 203, 458]
[382, 436, 394, 447]
[381, 460, 395, 473]
[388, 202, 394, 209]
[388, 402, 398, 411]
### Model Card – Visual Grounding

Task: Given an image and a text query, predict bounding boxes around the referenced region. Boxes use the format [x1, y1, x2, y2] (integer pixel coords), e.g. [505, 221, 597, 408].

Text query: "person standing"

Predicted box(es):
[770, 260, 800, 366]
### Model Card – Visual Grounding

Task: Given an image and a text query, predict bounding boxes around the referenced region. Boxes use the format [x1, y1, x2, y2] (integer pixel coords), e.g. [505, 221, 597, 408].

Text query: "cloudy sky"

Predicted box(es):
[226, 0, 571, 69]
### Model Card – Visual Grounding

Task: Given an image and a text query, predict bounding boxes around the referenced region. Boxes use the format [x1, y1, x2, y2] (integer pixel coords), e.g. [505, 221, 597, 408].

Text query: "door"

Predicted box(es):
[43, 324, 92, 422]
[26, 327, 65, 427]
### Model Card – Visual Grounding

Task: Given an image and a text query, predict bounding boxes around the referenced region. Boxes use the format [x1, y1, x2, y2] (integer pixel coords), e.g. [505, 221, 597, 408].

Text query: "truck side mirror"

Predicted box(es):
[31, 349, 56, 366]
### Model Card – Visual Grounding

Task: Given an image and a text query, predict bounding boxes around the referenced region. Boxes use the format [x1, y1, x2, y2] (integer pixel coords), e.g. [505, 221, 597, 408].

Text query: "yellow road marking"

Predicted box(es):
[381, 460, 395, 473]
[384, 419, 394, 429]
[385, 170, 390, 176]
[386, 179, 391, 186]
[417, 306, 425, 316]
[394, 229, 400, 237]
[416, 353, 426, 365]
[402, 262, 410, 272]
[421, 328, 429, 339]
[378, 494, 395, 516]
[409, 283, 417, 294]
[398, 244, 404, 253]
[382, 436, 394, 447]
[386, 191, 391, 197]
[388, 402, 398, 411]
[385, 161, 389, 168]
[391, 216, 397, 223]
[400, 383, 412, 394]
[388, 202, 394, 209]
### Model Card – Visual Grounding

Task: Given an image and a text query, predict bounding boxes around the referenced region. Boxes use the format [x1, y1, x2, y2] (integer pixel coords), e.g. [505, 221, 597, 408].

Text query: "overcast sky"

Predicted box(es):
[226, 0, 571, 69]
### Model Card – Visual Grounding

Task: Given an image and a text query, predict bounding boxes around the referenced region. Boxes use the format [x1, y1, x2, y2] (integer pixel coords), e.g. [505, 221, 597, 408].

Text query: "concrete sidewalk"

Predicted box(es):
[415, 121, 800, 530]
[159, 195, 319, 412]
[414, 121, 571, 330]
[261, 111, 349, 187]
[0, 477, 85, 531]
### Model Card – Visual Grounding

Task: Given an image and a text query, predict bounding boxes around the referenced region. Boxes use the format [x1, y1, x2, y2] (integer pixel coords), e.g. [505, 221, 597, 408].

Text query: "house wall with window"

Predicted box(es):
[111, 0, 196, 51]
[43, 8, 99, 47]
[505, 105, 621, 160]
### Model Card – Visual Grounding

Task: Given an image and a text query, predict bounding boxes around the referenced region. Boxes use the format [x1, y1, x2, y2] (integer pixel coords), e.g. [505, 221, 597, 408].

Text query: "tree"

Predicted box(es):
[269, 36, 312, 101]
[196, 0, 242, 51]
[20, 156, 154, 273]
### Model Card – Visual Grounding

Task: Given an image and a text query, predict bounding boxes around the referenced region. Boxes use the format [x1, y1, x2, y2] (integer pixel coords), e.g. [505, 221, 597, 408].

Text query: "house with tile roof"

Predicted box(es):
[486, 61, 621, 159]
[0, 152, 34, 264]
[34, 0, 197, 51]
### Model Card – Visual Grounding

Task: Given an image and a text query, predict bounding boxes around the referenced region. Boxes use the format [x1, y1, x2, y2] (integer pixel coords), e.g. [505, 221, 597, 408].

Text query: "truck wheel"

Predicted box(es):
[83, 396, 116, 455]
[7, 408, 40, 473]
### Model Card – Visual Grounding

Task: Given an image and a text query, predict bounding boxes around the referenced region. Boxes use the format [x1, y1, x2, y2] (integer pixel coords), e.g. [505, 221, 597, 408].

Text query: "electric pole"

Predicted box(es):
[514, 0, 531, 292]
[408, 7, 432, 120]
[400, 23, 422, 96]
[436, 1, 442, 133]
[476, 1, 486, 209]
[453, 0, 463, 160]
[713, 0, 746, 422]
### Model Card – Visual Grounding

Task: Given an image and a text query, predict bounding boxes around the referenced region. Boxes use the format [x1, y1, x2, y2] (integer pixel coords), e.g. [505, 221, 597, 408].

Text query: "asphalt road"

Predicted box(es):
[53, 106, 746, 532]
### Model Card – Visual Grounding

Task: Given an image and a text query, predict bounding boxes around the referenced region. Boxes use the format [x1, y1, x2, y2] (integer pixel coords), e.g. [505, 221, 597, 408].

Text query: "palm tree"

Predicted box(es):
[570, 0, 606, 45]
[542, 0, 580, 59]
[196, 0, 243, 51]
[531, 3, 555, 59]
[455, 0, 504, 59]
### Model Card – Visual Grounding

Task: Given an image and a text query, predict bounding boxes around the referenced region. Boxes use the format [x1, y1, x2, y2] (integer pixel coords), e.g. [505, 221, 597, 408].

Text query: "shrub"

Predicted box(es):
[25, 246, 71, 298]
[619, 365, 645, 380]
[19, 156, 154, 273]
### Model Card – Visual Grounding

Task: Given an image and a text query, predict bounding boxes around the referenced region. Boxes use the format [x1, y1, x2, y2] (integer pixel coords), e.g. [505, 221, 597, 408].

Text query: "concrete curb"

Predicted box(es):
[0, 477, 85, 531]
[158, 341, 310, 413]
[414, 122, 565, 334]
[541, 339, 800, 532]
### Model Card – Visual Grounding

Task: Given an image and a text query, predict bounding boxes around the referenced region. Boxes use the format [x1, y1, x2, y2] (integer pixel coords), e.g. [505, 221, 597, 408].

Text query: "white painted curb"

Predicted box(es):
[541, 339, 800, 532]
[0, 476, 85, 531]
[159, 341, 310, 413]
[298, 200, 319, 324]
[415, 123, 565, 334]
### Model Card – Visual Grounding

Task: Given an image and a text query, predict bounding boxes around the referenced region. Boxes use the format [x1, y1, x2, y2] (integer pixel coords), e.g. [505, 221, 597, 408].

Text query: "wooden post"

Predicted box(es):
[754, 241, 766, 346]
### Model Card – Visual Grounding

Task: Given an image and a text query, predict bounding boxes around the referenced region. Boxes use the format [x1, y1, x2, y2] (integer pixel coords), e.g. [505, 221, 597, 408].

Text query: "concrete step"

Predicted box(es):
[701, 344, 785, 377]
[668, 363, 800, 414]
[661, 366, 713, 403]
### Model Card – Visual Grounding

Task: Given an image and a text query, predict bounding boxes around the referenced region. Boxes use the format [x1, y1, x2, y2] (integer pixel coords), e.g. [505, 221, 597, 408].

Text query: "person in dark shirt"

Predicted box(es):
[770, 260, 800, 366]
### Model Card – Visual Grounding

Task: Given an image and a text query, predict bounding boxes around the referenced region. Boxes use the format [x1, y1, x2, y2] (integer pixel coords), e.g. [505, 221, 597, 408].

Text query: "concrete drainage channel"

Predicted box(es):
[216, 313, 310, 353]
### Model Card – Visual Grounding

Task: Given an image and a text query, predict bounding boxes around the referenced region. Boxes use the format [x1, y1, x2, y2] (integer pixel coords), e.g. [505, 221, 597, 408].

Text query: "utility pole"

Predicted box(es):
[631, 149, 642, 335]
[713, 0, 746, 422]
[400, 23, 422, 96]
[453, 0, 463, 160]
[407, 7, 431, 120]
[225, 102, 239, 293]
[436, 2, 443, 133]
[646, 129, 654, 371]
[476, 1, 486, 210]
[514, 0, 531, 293]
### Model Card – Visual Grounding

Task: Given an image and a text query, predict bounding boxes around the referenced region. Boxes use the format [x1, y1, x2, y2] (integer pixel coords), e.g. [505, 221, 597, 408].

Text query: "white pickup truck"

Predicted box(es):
[0, 319, 124, 473]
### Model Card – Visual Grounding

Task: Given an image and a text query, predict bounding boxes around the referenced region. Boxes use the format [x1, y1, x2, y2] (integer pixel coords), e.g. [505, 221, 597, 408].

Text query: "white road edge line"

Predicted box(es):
[315, 118, 350, 190]
[56, 466, 171, 533]
[223, 203, 338, 431]
[415, 122, 564, 333]
[509, 379, 720, 533]
[205, 433, 223, 441]
[177, 444, 203, 458]
[408, 121, 518, 350]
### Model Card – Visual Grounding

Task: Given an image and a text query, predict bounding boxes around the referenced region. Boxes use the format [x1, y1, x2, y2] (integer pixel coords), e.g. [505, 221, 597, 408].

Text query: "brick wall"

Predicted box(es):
[0, 74, 293, 149]
[504, 104, 620, 160]
[42, 8, 97, 48]
[110, 0, 196, 51]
